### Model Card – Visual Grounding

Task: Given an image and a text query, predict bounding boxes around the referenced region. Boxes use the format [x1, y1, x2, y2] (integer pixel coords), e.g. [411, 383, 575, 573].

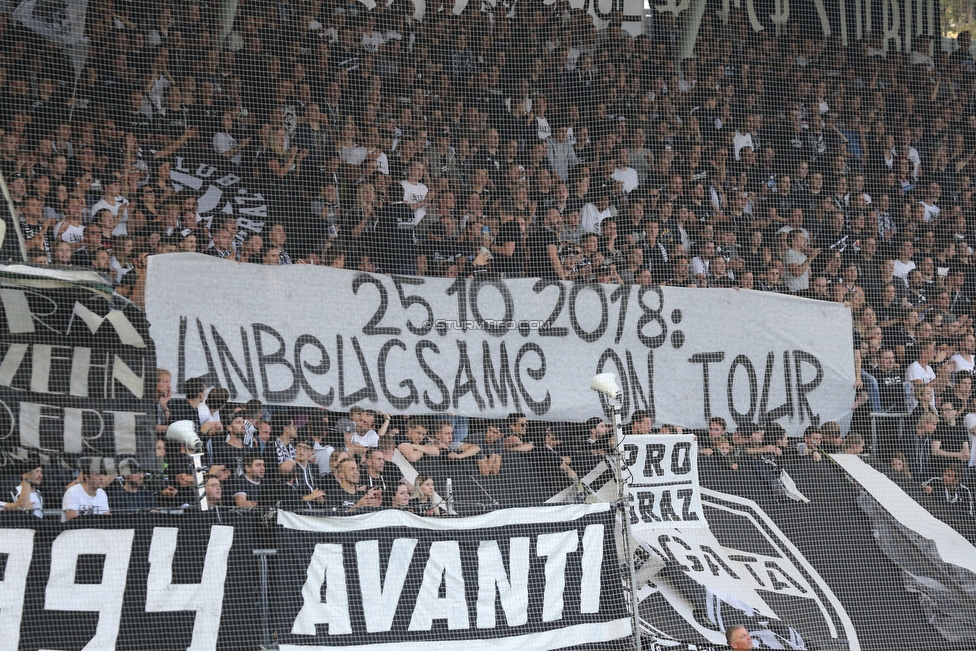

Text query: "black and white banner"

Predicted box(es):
[0, 267, 156, 459]
[274, 504, 630, 650]
[0, 513, 259, 651]
[623, 434, 704, 531]
[634, 489, 860, 650]
[145, 255, 854, 436]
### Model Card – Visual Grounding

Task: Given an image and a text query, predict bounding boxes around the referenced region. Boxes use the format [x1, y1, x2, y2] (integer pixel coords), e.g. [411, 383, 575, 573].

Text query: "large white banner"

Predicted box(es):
[145, 254, 854, 435]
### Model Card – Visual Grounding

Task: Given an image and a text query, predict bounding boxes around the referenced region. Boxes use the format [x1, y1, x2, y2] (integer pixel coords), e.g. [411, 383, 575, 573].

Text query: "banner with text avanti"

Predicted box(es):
[274, 504, 629, 650]
[145, 254, 854, 435]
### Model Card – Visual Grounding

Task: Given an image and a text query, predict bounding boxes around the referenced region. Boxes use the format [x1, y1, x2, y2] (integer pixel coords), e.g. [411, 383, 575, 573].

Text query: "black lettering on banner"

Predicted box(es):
[469, 277, 515, 337]
[621, 443, 639, 467]
[636, 285, 667, 349]
[595, 349, 630, 418]
[377, 339, 419, 410]
[177, 316, 188, 392]
[793, 350, 824, 425]
[610, 285, 630, 345]
[532, 279, 568, 337]
[658, 490, 678, 521]
[253, 323, 299, 402]
[415, 340, 450, 411]
[700, 545, 738, 578]
[353, 274, 401, 336]
[336, 335, 378, 407]
[765, 560, 809, 594]
[765, 560, 793, 591]
[514, 343, 551, 415]
[637, 491, 661, 523]
[591, 0, 620, 21]
[446, 276, 468, 331]
[625, 350, 651, 413]
[729, 555, 768, 587]
[727, 354, 758, 427]
[677, 488, 699, 521]
[482, 341, 520, 411]
[670, 442, 692, 475]
[212, 325, 257, 400]
[689, 352, 725, 419]
[658, 534, 701, 572]
[568, 283, 608, 343]
[294, 334, 334, 406]
[453, 340, 486, 410]
[195, 318, 222, 390]
[759, 352, 795, 423]
[643, 444, 666, 477]
[392, 276, 433, 336]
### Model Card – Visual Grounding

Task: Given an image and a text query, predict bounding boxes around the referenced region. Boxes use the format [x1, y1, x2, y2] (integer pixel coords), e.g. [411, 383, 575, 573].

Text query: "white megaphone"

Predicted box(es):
[165, 420, 208, 511]
[590, 373, 621, 401]
[166, 420, 203, 453]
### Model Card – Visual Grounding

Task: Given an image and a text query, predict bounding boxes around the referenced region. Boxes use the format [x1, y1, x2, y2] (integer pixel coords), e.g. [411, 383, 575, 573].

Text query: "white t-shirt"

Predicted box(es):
[733, 131, 754, 160]
[61, 483, 110, 522]
[905, 361, 937, 412]
[965, 413, 976, 468]
[401, 180, 428, 224]
[4, 485, 43, 518]
[611, 167, 640, 194]
[350, 429, 380, 448]
[536, 116, 552, 141]
[892, 259, 916, 279]
[314, 441, 335, 475]
[579, 202, 613, 234]
[949, 353, 975, 374]
[90, 196, 130, 236]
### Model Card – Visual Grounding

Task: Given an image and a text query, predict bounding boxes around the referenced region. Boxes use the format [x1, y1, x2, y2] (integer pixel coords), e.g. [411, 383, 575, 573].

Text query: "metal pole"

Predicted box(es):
[190, 451, 209, 511]
[253, 549, 277, 647]
[609, 402, 642, 651]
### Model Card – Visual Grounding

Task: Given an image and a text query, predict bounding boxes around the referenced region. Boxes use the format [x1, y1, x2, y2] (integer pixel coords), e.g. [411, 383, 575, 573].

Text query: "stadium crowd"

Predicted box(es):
[2, 1, 976, 533]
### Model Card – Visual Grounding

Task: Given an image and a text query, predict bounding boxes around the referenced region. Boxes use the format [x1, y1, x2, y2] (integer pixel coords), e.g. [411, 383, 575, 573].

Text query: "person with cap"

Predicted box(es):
[62, 458, 112, 521]
[108, 458, 157, 513]
[335, 417, 365, 460]
[1, 452, 43, 518]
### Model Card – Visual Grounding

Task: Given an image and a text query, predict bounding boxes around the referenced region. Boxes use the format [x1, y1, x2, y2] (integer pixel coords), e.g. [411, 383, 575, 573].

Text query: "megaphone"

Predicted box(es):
[590, 373, 621, 400]
[166, 420, 202, 453]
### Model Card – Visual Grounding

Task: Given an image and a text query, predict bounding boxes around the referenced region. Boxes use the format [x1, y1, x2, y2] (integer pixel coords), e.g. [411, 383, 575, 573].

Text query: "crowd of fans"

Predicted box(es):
[3, 2, 976, 534]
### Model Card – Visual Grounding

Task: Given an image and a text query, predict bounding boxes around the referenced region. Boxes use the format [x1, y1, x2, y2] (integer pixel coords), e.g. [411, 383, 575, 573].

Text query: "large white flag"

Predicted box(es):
[12, 0, 89, 77]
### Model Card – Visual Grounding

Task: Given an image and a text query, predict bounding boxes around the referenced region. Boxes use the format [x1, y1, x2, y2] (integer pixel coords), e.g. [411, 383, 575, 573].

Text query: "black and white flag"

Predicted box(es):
[12, 0, 90, 77]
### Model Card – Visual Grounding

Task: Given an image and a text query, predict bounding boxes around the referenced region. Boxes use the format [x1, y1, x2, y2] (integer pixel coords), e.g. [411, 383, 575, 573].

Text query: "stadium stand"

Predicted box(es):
[4, 1, 976, 650]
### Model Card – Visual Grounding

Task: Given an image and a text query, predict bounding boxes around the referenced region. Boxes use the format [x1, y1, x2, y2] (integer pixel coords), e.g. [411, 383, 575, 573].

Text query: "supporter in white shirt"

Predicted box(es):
[949, 334, 976, 374]
[89, 176, 130, 236]
[401, 161, 429, 225]
[580, 192, 613, 234]
[213, 111, 251, 165]
[62, 463, 112, 521]
[610, 149, 640, 195]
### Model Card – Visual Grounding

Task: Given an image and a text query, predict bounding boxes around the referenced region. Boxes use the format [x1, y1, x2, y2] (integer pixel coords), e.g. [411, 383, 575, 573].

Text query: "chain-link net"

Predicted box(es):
[1, 1, 976, 650]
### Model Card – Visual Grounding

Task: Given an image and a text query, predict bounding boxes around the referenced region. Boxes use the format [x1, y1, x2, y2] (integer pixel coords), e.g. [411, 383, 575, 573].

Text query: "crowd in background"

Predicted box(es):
[3, 1, 976, 535]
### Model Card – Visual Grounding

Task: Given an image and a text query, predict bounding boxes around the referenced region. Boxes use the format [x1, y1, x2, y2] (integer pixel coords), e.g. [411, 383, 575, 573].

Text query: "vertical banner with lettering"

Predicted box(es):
[623, 434, 704, 531]
[146, 255, 854, 437]
[0, 270, 156, 460]
[274, 505, 630, 650]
